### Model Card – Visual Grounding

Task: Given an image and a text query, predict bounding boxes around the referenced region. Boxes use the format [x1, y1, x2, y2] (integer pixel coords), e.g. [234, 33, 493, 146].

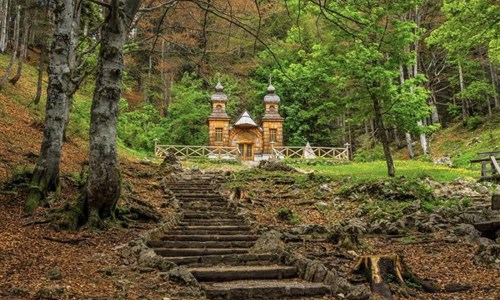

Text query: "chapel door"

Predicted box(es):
[239, 144, 254, 160]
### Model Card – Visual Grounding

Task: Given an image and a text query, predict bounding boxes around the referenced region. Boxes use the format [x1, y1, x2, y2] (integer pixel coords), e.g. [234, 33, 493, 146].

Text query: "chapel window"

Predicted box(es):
[270, 128, 277, 143]
[215, 128, 223, 142]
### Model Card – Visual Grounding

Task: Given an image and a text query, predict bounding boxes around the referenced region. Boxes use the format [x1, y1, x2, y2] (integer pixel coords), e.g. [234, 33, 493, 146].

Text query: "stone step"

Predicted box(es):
[181, 209, 237, 215]
[183, 214, 241, 220]
[161, 234, 260, 241]
[149, 240, 255, 248]
[179, 220, 245, 226]
[175, 225, 251, 231]
[167, 230, 252, 235]
[153, 248, 249, 257]
[189, 265, 297, 282]
[177, 199, 226, 204]
[157, 253, 279, 267]
[202, 280, 331, 300]
[180, 205, 229, 210]
[176, 193, 223, 198]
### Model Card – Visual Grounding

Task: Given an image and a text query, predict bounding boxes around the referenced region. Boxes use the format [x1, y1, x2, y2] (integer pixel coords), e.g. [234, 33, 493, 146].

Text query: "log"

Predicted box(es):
[353, 255, 439, 299]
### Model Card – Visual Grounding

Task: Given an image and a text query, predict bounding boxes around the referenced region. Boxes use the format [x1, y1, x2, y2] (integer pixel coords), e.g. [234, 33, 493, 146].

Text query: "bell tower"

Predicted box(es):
[261, 80, 284, 154]
[207, 81, 230, 146]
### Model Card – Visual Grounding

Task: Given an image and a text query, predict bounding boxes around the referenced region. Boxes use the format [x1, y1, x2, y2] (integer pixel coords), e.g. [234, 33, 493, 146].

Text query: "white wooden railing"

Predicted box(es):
[154, 143, 241, 160]
[272, 145, 349, 160]
[153, 140, 350, 161]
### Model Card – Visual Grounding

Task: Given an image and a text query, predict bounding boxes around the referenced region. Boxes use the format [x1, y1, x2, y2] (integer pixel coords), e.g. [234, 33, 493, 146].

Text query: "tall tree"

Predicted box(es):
[85, 0, 142, 227]
[9, 10, 30, 86]
[0, 0, 9, 53]
[0, 5, 20, 89]
[26, 0, 73, 213]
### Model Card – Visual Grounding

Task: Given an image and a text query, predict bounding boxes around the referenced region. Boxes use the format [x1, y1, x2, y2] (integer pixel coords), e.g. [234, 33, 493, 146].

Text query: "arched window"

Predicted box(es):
[215, 104, 223, 112]
[269, 105, 276, 113]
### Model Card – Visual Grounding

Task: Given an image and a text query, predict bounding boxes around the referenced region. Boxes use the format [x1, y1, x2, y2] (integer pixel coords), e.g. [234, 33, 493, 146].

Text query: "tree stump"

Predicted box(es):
[353, 255, 439, 299]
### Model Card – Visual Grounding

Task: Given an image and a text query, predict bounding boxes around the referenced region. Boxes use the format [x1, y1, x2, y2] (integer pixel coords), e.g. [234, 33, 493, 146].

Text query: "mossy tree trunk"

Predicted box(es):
[85, 0, 141, 227]
[26, 0, 73, 213]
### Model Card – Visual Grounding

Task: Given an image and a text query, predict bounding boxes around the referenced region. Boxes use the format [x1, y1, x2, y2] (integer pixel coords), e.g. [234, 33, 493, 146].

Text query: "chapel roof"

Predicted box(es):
[234, 110, 258, 128]
[211, 80, 228, 102]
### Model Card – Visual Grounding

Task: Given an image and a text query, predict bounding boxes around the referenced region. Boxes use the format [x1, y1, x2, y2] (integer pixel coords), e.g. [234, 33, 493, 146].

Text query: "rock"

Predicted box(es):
[492, 194, 500, 210]
[47, 269, 62, 281]
[416, 221, 435, 233]
[35, 286, 64, 299]
[251, 230, 283, 253]
[402, 215, 417, 228]
[139, 249, 176, 271]
[443, 283, 472, 292]
[257, 160, 296, 172]
[160, 151, 183, 173]
[162, 266, 199, 286]
[455, 224, 481, 240]
[346, 284, 370, 300]
[370, 219, 389, 234]
[302, 224, 327, 234]
[429, 213, 446, 225]
[402, 200, 421, 214]
[317, 201, 329, 209]
[477, 237, 495, 247]
[474, 244, 500, 269]
[386, 224, 403, 235]
[189, 165, 200, 173]
[433, 156, 453, 167]
[467, 137, 481, 145]
[319, 184, 332, 193]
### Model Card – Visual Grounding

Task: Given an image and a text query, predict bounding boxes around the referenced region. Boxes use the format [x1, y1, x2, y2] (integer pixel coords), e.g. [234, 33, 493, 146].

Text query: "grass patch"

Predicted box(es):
[290, 160, 477, 182]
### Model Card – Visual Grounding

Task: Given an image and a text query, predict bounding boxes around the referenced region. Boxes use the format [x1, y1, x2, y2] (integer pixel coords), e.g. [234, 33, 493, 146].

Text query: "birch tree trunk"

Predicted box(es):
[0, 5, 20, 89]
[414, 7, 429, 155]
[399, 65, 415, 158]
[63, 0, 82, 140]
[489, 60, 499, 109]
[26, 0, 73, 213]
[85, 0, 142, 227]
[0, 0, 8, 53]
[9, 10, 30, 86]
[34, 43, 46, 105]
[458, 62, 468, 123]
[405, 133, 415, 158]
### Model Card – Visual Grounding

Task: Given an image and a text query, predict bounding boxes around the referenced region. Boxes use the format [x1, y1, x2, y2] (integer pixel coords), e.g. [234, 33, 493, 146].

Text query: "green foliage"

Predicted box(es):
[354, 145, 385, 162]
[466, 116, 484, 130]
[117, 73, 210, 151]
[277, 207, 300, 224]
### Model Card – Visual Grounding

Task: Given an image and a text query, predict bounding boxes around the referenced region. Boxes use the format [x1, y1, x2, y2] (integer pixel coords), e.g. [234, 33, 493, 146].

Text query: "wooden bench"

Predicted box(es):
[470, 151, 500, 181]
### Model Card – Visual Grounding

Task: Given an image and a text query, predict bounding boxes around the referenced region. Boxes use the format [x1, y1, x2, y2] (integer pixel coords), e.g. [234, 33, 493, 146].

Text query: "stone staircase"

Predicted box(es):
[149, 174, 331, 299]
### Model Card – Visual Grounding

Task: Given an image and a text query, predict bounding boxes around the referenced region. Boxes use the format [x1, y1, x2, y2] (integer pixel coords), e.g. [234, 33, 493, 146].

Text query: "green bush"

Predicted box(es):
[466, 116, 484, 130]
[353, 145, 385, 162]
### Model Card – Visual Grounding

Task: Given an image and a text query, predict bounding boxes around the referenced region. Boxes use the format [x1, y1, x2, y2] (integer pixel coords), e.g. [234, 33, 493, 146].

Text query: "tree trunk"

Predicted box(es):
[85, 0, 141, 227]
[405, 133, 415, 158]
[25, 0, 73, 214]
[0, 0, 8, 53]
[9, 10, 29, 86]
[417, 120, 429, 155]
[33, 42, 46, 105]
[372, 95, 395, 177]
[63, 0, 82, 141]
[0, 5, 20, 90]
[489, 60, 498, 109]
[458, 62, 468, 123]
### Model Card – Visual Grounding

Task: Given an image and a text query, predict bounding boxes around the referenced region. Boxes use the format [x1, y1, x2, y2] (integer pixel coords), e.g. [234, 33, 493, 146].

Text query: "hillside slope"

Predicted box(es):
[429, 115, 500, 168]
